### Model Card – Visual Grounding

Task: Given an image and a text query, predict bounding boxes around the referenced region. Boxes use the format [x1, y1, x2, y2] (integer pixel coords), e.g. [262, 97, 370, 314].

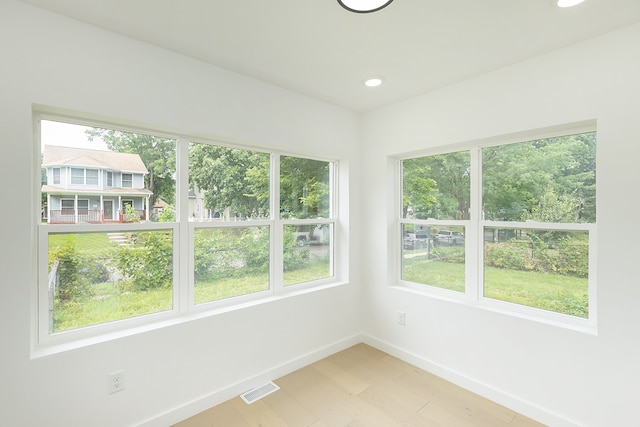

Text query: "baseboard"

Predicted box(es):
[362, 334, 581, 427]
[137, 333, 364, 427]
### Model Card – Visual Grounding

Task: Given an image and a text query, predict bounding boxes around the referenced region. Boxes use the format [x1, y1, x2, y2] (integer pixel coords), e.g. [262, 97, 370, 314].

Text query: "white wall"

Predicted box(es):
[362, 22, 640, 427]
[0, 1, 363, 426]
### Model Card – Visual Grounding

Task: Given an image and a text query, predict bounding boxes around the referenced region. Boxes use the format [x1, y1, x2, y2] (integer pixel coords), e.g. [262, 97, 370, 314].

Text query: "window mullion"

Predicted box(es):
[271, 153, 283, 293]
[468, 147, 482, 302]
[177, 138, 190, 312]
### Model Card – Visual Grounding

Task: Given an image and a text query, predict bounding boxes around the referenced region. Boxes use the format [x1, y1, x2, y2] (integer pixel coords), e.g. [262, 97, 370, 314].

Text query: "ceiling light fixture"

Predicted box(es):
[557, 0, 585, 7]
[364, 77, 384, 87]
[337, 0, 394, 13]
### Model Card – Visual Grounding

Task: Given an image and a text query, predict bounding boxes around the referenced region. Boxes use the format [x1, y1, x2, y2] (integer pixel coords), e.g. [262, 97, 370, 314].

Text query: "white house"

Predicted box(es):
[42, 145, 152, 223]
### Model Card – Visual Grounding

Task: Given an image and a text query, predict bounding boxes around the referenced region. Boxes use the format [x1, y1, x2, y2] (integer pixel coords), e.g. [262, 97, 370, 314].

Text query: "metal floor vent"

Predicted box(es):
[240, 381, 280, 404]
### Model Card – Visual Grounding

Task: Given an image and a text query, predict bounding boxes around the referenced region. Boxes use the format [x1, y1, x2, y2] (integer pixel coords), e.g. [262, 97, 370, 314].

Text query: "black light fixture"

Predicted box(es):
[337, 0, 394, 13]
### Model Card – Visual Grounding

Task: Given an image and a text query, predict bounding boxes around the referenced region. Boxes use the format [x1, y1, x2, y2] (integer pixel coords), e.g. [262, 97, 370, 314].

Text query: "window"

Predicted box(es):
[37, 115, 339, 346]
[399, 128, 596, 324]
[52, 168, 60, 185]
[86, 169, 98, 185]
[69, 168, 98, 185]
[71, 168, 84, 184]
[121, 173, 133, 188]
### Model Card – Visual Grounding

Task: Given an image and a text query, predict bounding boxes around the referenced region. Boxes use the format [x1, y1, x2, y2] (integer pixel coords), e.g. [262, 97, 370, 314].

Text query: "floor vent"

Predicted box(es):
[240, 381, 280, 404]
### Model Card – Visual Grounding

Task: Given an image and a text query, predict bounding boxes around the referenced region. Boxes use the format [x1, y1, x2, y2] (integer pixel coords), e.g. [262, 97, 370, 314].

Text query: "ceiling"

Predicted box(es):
[20, 0, 640, 112]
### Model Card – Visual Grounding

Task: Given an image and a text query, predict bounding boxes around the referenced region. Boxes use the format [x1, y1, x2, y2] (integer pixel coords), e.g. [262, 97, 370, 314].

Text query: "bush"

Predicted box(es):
[485, 236, 588, 278]
[431, 246, 465, 264]
[115, 231, 173, 291]
[49, 243, 93, 302]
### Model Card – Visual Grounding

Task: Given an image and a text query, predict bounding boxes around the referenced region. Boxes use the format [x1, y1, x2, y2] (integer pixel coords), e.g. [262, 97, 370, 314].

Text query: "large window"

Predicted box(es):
[400, 128, 596, 324]
[37, 115, 338, 345]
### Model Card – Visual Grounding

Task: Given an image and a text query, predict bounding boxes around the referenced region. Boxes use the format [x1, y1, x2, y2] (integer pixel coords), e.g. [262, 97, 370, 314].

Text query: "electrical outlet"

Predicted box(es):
[397, 311, 406, 326]
[108, 370, 125, 394]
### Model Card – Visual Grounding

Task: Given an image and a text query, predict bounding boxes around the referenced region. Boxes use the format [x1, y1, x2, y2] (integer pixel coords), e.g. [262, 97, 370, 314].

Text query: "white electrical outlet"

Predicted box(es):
[108, 370, 125, 394]
[397, 311, 406, 326]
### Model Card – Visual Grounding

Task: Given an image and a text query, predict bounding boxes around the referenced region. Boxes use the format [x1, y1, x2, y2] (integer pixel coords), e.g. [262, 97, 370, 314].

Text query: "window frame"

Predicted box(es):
[34, 111, 343, 353]
[395, 122, 597, 332]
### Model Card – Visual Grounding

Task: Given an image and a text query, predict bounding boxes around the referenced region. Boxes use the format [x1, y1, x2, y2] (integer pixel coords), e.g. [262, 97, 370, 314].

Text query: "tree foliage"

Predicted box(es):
[403, 132, 596, 223]
[403, 151, 470, 219]
[280, 156, 330, 219]
[483, 132, 596, 222]
[188, 143, 270, 219]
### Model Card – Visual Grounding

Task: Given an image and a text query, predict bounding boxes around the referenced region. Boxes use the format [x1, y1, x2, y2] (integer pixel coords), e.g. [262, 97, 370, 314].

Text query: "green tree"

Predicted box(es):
[402, 151, 470, 219]
[86, 128, 176, 207]
[482, 132, 596, 222]
[188, 144, 270, 219]
[280, 156, 330, 219]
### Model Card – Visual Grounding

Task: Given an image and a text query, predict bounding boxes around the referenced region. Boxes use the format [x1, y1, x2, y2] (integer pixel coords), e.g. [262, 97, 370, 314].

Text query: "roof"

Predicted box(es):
[42, 145, 148, 174]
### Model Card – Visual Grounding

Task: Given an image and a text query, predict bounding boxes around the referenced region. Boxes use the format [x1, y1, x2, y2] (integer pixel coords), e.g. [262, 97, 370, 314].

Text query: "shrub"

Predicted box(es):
[49, 243, 93, 302]
[115, 231, 173, 291]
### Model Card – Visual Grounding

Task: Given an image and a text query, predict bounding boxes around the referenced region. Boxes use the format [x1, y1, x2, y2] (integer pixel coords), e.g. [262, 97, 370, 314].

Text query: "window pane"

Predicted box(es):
[401, 224, 465, 292]
[402, 151, 470, 220]
[283, 224, 332, 286]
[121, 173, 133, 188]
[188, 143, 270, 220]
[194, 226, 269, 304]
[483, 227, 589, 317]
[47, 230, 173, 333]
[280, 156, 330, 219]
[71, 168, 84, 184]
[86, 169, 98, 185]
[482, 132, 596, 222]
[41, 120, 177, 225]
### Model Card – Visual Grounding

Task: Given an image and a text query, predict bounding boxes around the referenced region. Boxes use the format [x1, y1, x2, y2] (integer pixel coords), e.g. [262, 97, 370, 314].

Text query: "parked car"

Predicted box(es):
[434, 230, 464, 246]
[403, 231, 429, 250]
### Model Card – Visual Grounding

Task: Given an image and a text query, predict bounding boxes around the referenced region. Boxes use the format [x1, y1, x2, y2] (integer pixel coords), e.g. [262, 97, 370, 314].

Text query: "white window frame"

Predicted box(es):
[395, 121, 597, 333]
[106, 171, 113, 187]
[33, 111, 343, 354]
[52, 167, 60, 185]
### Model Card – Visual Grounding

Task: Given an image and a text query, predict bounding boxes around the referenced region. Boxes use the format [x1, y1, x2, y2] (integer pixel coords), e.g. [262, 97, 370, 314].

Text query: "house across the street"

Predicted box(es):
[41, 145, 152, 224]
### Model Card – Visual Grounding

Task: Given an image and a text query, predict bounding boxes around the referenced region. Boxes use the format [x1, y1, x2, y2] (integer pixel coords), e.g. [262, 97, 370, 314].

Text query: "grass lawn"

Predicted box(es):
[53, 283, 173, 332]
[402, 257, 588, 317]
[49, 232, 116, 255]
[54, 259, 332, 332]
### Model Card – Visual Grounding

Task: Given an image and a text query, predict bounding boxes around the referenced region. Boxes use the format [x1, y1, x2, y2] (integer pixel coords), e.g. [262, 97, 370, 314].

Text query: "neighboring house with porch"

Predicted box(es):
[42, 145, 152, 224]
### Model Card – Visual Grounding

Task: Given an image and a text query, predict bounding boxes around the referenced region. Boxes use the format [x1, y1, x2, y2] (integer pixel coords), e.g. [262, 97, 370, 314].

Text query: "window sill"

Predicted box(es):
[390, 283, 597, 336]
[32, 279, 349, 359]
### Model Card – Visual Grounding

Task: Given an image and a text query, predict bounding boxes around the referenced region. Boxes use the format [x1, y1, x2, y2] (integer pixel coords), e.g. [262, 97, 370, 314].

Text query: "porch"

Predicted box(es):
[47, 209, 147, 224]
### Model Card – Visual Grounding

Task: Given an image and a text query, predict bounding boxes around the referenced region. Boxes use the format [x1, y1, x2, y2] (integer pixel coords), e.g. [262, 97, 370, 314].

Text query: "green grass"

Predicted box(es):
[49, 233, 116, 255]
[284, 260, 331, 286]
[195, 274, 269, 304]
[53, 283, 172, 332]
[54, 259, 332, 331]
[402, 257, 588, 317]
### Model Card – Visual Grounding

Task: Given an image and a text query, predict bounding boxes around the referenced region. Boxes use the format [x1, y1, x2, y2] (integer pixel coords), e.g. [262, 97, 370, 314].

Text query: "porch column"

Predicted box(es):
[47, 193, 51, 224]
[74, 194, 78, 224]
[100, 195, 104, 222]
[145, 195, 150, 223]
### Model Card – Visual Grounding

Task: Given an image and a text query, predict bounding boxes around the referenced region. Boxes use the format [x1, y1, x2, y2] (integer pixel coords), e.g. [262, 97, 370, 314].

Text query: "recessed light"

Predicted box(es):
[364, 77, 384, 87]
[557, 0, 585, 7]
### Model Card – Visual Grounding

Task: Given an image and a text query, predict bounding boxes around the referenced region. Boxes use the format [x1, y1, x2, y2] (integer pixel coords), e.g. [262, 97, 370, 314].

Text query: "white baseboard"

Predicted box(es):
[362, 334, 581, 427]
[137, 333, 364, 427]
